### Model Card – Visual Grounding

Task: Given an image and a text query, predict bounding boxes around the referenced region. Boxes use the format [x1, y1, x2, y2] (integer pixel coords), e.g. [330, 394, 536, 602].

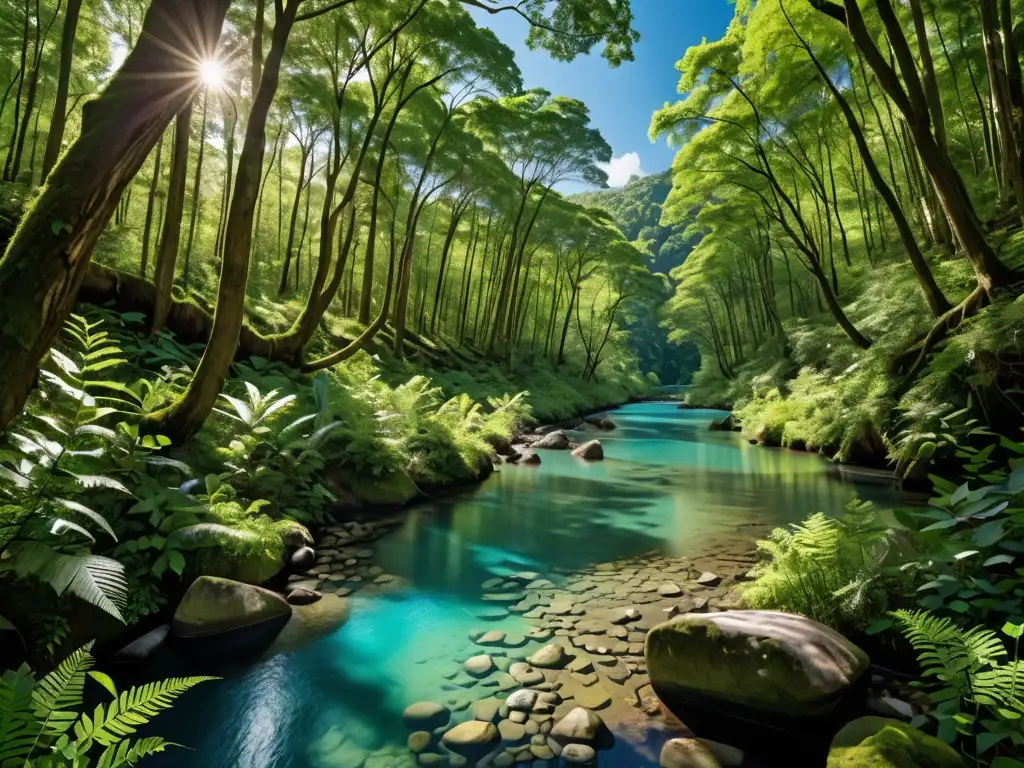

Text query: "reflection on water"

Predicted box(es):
[146, 404, 901, 767]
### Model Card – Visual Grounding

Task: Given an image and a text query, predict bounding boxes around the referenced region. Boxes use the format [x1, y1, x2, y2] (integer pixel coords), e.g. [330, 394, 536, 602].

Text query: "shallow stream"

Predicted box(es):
[147, 402, 903, 767]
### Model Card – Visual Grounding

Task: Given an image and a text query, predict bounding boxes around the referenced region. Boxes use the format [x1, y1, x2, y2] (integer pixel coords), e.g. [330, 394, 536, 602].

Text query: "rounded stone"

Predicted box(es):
[289, 546, 316, 570]
[506, 689, 539, 712]
[550, 708, 605, 745]
[526, 643, 567, 669]
[441, 720, 499, 750]
[464, 654, 496, 678]
[562, 743, 597, 764]
[403, 701, 451, 731]
[407, 731, 431, 754]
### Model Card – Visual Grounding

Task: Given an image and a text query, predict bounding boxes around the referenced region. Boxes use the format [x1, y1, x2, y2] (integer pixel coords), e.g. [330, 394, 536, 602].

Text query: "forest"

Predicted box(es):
[1, 0, 1024, 767]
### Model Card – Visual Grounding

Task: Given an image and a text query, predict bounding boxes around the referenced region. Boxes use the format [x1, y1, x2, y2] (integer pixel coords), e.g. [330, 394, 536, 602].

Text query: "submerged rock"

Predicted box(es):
[520, 452, 542, 465]
[441, 720, 499, 750]
[645, 610, 869, 719]
[571, 440, 604, 460]
[172, 576, 291, 655]
[561, 743, 597, 764]
[708, 413, 739, 432]
[402, 701, 451, 731]
[827, 717, 961, 768]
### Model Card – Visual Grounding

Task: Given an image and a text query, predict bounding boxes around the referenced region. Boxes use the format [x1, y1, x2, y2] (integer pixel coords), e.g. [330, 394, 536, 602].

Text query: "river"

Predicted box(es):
[145, 402, 903, 767]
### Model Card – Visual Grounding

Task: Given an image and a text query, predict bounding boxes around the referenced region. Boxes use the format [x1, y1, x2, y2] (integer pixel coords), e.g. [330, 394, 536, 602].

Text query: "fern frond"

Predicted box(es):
[95, 736, 175, 768]
[9, 543, 127, 621]
[73, 677, 215, 748]
[0, 664, 40, 764]
[32, 645, 94, 737]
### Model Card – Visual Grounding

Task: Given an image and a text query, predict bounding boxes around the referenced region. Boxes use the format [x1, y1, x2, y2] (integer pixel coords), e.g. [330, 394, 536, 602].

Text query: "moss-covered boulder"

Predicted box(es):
[353, 469, 419, 506]
[827, 717, 963, 768]
[173, 576, 291, 656]
[645, 610, 869, 719]
[190, 545, 283, 585]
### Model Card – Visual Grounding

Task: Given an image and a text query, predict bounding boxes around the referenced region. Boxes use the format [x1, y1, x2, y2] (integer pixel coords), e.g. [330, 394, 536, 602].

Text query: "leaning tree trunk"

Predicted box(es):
[150, 98, 194, 333]
[0, 0, 230, 432]
[41, 0, 84, 179]
[144, 2, 297, 442]
[181, 91, 210, 292]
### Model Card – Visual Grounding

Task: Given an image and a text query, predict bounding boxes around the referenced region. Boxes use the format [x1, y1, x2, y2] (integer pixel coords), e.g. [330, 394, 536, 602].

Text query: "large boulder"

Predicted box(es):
[645, 610, 869, 720]
[534, 430, 570, 450]
[172, 576, 292, 656]
[440, 721, 499, 752]
[571, 440, 604, 461]
[403, 701, 451, 731]
[550, 708, 606, 746]
[827, 717, 962, 768]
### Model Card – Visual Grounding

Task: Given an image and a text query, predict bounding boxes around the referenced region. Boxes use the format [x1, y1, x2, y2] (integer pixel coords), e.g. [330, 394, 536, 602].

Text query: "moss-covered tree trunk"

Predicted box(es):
[144, 3, 298, 443]
[0, 0, 231, 432]
[151, 99, 195, 332]
[181, 91, 210, 292]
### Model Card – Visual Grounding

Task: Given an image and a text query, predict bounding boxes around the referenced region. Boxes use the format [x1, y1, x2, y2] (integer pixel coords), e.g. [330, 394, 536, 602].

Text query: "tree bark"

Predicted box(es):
[151, 98, 194, 332]
[144, 2, 297, 442]
[0, 0, 231, 431]
[41, 0, 84, 179]
[140, 133, 165, 278]
[181, 91, 209, 292]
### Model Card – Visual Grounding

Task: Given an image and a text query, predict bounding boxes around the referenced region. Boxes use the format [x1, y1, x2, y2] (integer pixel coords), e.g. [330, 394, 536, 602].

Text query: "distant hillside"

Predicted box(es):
[570, 171, 701, 385]
[571, 170, 700, 276]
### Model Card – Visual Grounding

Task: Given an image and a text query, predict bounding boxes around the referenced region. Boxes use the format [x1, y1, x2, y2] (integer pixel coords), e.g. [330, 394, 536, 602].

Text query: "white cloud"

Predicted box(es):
[599, 152, 647, 188]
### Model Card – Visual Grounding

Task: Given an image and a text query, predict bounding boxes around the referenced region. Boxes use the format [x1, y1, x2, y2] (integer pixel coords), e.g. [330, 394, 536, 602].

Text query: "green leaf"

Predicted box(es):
[865, 619, 893, 636]
[920, 518, 959, 532]
[986, 555, 1016, 567]
[88, 672, 118, 699]
[167, 550, 186, 576]
[974, 520, 1006, 547]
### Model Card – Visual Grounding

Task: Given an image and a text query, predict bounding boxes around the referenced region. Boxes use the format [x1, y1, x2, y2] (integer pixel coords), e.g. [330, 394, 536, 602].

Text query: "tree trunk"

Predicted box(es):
[279, 146, 311, 295]
[151, 98, 194, 332]
[0, 0, 231, 431]
[140, 132, 165, 278]
[251, 0, 265, 96]
[181, 91, 209, 292]
[41, 0, 84, 179]
[144, 3, 296, 442]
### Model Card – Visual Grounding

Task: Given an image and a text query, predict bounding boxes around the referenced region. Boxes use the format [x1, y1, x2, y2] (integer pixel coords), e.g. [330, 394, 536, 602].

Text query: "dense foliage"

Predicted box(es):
[655, 0, 1024, 474]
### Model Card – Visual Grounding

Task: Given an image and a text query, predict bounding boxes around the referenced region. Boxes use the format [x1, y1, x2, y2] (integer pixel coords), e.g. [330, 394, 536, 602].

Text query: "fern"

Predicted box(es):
[32, 644, 93, 738]
[895, 610, 1024, 714]
[0, 664, 39, 764]
[0, 645, 213, 765]
[95, 736, 175, 768]
[74, 676, 215, 749]
[8, 543, 128, 621]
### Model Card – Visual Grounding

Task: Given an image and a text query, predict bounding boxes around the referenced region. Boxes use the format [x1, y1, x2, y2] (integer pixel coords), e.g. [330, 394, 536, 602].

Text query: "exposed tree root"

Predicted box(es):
[893, 285, 987, 383]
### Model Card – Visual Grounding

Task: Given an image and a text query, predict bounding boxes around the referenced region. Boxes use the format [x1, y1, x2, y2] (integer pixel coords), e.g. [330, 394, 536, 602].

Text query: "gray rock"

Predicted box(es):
[550, 708, 605, 745]
[658, 583, 684, 597]
[506, 689, 539, 712]
[289, 546, 316, 570]
[498, 718, 526, 741]
[534, 431, 570, 450]
[696, 572, 721, 587]
[519, 452, 541, 465]
[509, 662, 545, 686]
[172, 576, 291, 656]
[472, 697, 503, 723]
[571, 440, 604, 461]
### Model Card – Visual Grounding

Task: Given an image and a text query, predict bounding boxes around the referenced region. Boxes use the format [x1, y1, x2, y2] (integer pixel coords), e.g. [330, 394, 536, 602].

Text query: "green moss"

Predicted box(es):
[827, 717, 963, 768]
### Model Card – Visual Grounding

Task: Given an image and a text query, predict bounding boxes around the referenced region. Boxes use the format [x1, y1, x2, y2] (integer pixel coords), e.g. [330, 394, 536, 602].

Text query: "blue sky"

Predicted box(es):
[468, 0, 735, 191]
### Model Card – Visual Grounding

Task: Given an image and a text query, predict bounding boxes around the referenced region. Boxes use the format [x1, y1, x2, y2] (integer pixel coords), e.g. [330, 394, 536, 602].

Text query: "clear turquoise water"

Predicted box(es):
[144, 403, 902, 767]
